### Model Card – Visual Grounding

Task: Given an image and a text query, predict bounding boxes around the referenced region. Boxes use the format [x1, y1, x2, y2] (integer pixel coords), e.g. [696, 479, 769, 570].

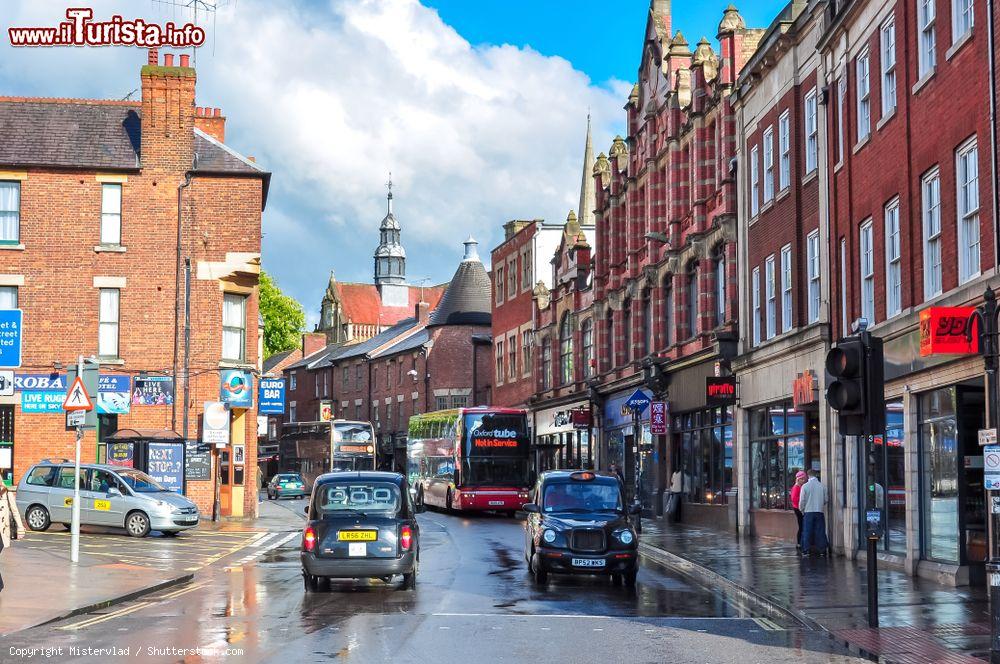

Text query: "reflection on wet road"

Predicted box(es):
[4, 510, 870, 663]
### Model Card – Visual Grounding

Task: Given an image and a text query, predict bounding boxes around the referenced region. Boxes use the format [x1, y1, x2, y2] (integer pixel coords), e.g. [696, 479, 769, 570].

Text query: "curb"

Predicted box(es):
[637, 542, 883, 663]
[21, 573, 196, 633]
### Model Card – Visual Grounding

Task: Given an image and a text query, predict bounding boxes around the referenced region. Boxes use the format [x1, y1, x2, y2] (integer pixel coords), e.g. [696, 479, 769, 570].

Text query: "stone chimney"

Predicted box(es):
[415, 301, 430, 323]
[194, 106, 226, 143]
[301, 332, 327, 358]
[140, 49, 196, 172]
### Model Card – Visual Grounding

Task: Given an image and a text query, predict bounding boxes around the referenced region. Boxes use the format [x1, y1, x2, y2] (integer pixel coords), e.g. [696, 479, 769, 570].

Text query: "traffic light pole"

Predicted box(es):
[632, 407, 642, 534]
[967, 287, 1000, 664]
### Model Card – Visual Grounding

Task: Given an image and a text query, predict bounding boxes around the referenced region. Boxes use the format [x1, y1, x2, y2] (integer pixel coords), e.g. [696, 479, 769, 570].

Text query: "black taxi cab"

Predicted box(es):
[300, 471, 422, 591]
[523, 470, 640, 587]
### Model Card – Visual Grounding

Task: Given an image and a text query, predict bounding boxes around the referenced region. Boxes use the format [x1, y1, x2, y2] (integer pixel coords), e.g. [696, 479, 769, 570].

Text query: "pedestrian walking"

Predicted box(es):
[790, 471, 807, 553]
[798, 469, 828, 556]
[257, 466, 266, 503]
[0, 483, 26, 593]
[666, 468, 684, 523]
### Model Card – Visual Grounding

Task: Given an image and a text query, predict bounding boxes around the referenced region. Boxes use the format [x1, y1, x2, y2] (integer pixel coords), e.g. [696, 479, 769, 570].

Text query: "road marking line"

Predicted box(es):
[157, 581, 211, 600]
[753, 618, 784, 631]
[59, 602, 152, 631]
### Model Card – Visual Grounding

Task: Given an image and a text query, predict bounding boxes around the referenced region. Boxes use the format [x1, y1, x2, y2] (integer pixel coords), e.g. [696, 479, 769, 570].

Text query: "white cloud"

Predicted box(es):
[0, 0, 626, 313]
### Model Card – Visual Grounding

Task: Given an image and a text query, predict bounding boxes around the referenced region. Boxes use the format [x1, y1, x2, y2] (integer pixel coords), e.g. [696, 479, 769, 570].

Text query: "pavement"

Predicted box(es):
[0, 497, 306, 637]
[1, 509, 867, 664]
[638, 519, 991, 664]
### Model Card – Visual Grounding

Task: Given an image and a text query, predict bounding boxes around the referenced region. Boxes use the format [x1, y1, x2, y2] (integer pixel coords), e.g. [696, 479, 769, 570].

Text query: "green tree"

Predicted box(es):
[259, 270, 305, 358]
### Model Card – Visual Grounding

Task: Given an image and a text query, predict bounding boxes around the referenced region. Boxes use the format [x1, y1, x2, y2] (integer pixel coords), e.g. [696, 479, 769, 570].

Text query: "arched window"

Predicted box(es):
[622, 299, 632, 363]
[642, 290, 653, 356]
[663, 276, 674, 348]
[559, 313, 574, 385]
[714, 246, 726, 327]
[541, 339, 552, 390]
[582, 318, 594, 377]
[687, 262, 699, 338]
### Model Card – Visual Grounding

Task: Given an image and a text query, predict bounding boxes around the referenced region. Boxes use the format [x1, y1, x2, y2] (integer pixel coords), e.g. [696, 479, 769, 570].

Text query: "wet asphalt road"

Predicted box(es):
[3, 503, 868, 664]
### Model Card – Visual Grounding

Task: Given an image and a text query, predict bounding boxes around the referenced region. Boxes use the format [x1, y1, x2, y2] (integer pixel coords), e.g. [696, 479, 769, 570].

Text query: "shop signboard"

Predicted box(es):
[16, 373, 65, 413]
[919, 306, 978, 356]
[185, 440, 211, 481]
[97, 375, 131, 415]
[203, 401, 230, 445]
[220, 370, 253, 408]
[132, 376, 174, 406]
[706, 376, 737, 407]
[258, 378, 285, 414]
[146, 442, 184, 492]
[650, 401, 668, 435]
[604, 389, 652, 428]
[792, 371, 818, 409]
[320, 400, 333, 422]
[571, 408, 590, 430]
[0, 309, 22, 368]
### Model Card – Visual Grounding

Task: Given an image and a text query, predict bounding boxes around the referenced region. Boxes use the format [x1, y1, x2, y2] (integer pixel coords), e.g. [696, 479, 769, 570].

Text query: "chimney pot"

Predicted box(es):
[164, 53, 174, 67]
[213, 107, 222, 117]
[179, 54, 190, 67]
[148, 48, 159, 66]
[196, 106, 204, 116]
[247, 156, 256, 162]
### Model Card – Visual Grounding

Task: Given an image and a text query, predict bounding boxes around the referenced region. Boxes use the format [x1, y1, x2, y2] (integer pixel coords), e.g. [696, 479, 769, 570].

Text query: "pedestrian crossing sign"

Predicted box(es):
[63, 376, 94, 411]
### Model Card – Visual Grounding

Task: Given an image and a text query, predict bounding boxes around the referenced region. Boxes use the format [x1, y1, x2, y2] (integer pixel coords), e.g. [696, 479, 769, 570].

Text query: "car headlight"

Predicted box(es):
[542, 529, 556, 544]
[618, 530, 634, 545]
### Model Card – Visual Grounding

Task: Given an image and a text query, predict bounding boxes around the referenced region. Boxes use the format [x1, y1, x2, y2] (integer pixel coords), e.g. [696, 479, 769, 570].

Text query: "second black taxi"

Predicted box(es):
[523, 470, 640, 587]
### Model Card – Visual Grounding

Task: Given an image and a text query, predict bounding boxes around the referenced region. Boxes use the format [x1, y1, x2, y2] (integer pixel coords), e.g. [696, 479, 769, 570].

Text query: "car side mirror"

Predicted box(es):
[108, 487, 122, 498]
[629, 503, 642, 515]
[522, 503, 540, 513]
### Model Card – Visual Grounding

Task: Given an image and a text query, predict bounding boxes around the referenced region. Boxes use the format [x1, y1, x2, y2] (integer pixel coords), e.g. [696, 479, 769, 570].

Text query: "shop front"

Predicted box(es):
[602, 389, 652, 511]
[533, 401, 591, 473]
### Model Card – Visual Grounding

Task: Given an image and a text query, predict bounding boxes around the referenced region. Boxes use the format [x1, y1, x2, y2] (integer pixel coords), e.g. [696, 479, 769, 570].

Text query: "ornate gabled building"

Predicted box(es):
[532, 0, 762, 530]
[316, 181, 446, 344]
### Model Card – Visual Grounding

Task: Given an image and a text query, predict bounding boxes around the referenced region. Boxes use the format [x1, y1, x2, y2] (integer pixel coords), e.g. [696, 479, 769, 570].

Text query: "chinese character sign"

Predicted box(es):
[650, 401, 668, 435]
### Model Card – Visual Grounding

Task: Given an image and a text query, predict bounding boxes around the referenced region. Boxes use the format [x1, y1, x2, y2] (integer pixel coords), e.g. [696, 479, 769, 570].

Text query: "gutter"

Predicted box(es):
[172, 172, 193, 431]
[988, 0, 1000, 270]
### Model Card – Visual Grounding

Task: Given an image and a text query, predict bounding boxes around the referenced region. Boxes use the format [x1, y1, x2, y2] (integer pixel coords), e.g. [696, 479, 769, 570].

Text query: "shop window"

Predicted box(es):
[672, 407, 732, 505]
[862, 399, 907, 553]
[749, 402, 811, 510]
[559, 313, 574, 385]
[919, 387, 960, 563]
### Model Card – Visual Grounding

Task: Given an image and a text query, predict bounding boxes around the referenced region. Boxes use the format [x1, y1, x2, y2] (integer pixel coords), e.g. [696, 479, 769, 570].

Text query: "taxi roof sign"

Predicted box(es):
[62, 376, 94, 412]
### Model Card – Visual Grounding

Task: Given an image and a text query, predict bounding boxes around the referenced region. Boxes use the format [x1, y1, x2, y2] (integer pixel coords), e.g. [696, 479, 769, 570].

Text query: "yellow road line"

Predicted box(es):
[59, 602, 153, 631]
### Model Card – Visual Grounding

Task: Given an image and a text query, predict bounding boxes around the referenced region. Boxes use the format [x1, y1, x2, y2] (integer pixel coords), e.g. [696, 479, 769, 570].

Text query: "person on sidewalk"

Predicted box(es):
[0, 484, 26, 593]
[799, 470, 828, 556]
[667, 468, 684, 523]
[790, 471, 807, 553]
[257, 466, 265, 504]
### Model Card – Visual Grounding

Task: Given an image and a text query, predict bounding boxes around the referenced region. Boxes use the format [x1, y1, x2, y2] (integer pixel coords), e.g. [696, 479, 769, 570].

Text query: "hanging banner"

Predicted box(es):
[706, 376, 737, 406]
[258, 378, 285, 414]
[220, 369, 253, 408]
[132, 376, 174, 406]
[97, 375, 131, 415]
[919, 306, 978, 356]
[650, 401, 668, 435]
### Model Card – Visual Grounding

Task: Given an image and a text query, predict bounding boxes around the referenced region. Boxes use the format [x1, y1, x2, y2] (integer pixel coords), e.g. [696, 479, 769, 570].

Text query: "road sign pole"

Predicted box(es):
[70, 354, 83, 564]
[632, 407, 642, 534]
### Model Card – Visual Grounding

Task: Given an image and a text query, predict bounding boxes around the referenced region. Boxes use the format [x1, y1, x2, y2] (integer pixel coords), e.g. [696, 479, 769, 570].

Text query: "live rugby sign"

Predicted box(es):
[919, 306, 979, 356]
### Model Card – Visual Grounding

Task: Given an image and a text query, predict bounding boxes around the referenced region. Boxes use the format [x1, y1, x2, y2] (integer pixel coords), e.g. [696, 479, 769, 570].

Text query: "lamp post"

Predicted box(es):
[966, 287, 1000, 663]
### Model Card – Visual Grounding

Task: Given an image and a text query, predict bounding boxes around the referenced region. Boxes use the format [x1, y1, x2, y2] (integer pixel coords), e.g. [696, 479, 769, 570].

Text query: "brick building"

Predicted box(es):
[0, 49, 268, 518]
[557, 1, 761, 527]
[491, 118, 596, 410]
[733, 1, 830, 544]
[282, 238, 493, 472]
[817, 0, 997, 584]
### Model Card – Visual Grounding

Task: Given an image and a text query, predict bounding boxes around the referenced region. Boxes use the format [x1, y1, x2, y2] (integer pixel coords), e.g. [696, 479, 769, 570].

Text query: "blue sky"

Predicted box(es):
[1, 0, 788, 327]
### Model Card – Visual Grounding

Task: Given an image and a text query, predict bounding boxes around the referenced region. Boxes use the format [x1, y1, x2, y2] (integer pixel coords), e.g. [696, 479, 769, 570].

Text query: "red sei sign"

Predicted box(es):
[650, 401, 668, 435]
[919, 307, 978, 356]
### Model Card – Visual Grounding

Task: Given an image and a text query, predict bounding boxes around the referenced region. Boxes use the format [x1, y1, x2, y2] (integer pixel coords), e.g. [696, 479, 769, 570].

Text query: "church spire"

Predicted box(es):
[375, 173, 407, 291]
[578, 113, 596, 227]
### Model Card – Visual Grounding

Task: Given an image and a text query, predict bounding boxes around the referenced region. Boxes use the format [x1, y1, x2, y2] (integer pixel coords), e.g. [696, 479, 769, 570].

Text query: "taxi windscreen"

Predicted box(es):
[542, 480, 622, 513]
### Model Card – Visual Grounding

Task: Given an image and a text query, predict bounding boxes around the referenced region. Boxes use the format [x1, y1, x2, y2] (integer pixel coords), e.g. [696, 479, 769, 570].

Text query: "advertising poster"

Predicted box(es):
[203, 401, 230, 445]
[146, 442, 184, 492]
[98, 375, 131, 415]
[132, 376, 174, 406]
[107, 442, 135, 468]
[185, 440, 211, 481]
[258, 378, 285, 414]
[220, 369, 253, 408]
[16, 372, 66, 413]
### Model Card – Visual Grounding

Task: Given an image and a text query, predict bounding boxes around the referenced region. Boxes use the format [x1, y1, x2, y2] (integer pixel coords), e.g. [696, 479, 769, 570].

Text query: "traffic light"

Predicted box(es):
[826, 332, 884, 436]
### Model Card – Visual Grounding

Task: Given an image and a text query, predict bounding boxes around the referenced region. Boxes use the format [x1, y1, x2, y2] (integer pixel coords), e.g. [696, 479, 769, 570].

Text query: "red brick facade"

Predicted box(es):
[491, 221, 539, 408]
[0, 51, 266, 518]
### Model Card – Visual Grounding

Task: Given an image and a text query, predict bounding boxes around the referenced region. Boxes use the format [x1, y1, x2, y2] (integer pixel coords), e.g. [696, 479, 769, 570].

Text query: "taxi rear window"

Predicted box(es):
[316, 481, 400, 517]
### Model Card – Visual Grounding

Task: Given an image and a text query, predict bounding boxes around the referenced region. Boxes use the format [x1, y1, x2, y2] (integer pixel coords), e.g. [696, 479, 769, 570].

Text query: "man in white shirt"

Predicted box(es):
[798, 469, 828, 555]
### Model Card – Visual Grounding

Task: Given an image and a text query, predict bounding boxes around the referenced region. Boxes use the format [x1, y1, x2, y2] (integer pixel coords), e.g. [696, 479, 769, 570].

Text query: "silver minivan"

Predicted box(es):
[16, 460, 200, 537]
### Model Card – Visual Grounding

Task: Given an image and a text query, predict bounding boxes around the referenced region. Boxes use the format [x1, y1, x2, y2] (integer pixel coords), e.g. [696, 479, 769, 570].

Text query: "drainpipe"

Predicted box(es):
[987, 0, 1000, 270]
[172, 173, 193, 431]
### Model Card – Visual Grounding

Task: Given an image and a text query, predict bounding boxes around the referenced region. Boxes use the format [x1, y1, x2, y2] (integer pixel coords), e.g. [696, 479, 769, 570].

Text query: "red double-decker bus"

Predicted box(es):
[406, 407, 531, 515]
